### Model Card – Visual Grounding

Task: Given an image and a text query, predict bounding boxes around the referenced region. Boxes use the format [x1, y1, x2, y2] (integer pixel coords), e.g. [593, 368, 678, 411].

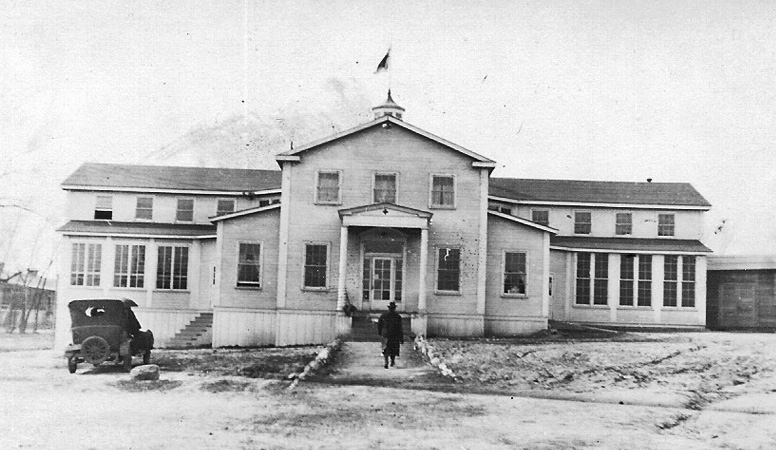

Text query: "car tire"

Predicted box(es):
[67, 356, 77, 374]
[81, 336, 111, 366]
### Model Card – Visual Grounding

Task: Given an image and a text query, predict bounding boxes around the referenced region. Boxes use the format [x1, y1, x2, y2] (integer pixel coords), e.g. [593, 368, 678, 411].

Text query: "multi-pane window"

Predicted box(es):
[574, 211, 592, 234]
[237, 243, 261, 287]
[431, 175, 455, 208]
[135, 197, 153, 220]
[575, 253, 591, 305]
[503, 252, 527, 295]
[304, 244, 328, 288]
[216, 199, 236, 216]
[156, 246, 188, 290]
[114, 244, 145, 288]
[615, 213, 632, 235]
[176, 198, 194, 222]
[71, 243, 102, 286]
[658, 214, 675, 237]
[593, 254, 608, 305]
[637, 255, 652, 306]
[94, 196, 113, 220]
[619, 255, 635, 306]
[316, 171, 340, 204]
[436, 248, 461, 292]
[663, 255, 678, 307]
[373, 173, 397, 203]
[531, 210, 549, 226]
[682, 256, 696, 307]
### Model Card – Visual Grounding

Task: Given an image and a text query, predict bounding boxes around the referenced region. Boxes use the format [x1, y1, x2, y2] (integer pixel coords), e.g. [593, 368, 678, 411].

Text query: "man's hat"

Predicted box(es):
[388, 301, 397, 309]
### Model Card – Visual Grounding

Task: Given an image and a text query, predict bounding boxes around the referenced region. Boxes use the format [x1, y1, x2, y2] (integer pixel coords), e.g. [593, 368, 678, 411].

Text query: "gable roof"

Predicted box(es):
[338, 202, 433, 219]
[276, 115, 496, 167]
[489, 178, 711, 209]
[62, 163, 282, 194]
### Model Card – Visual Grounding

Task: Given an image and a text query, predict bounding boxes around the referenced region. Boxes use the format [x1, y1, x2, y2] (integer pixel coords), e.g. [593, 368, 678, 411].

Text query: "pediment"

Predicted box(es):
[338, 203, 432, 229]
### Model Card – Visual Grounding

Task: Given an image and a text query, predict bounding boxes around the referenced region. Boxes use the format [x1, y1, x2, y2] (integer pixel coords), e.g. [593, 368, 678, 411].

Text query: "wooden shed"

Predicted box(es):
[707, 256, 776, 330]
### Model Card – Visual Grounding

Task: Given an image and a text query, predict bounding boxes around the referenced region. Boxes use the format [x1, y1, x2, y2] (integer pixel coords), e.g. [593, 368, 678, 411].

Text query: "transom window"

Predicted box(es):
[531, 210, 549, 226]
[156, 246, 188, 290]
[176, 198, 194, 222]
[94, 196, 113, 220]
[615, 213, 632, 235]
[114, 244, 145, 288]
[373, 173, 397, 203]
[237, 243, 261, 287]
[316, 171, 341, 204]
[71, 243, 102, 286]
[135, 197, 153, 220]
[304, 243, 329, 289]
[436, 247, 461, 292]
[503, 251, 527, 296]
[430, 175, 455, 208]
[658, 214, 675, 237]
[217, 199, 236, 216]
[574, 211, 592, 235]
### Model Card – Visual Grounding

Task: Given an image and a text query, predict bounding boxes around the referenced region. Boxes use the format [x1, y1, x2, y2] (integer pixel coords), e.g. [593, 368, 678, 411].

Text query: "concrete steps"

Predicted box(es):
[347, 312, 412, 342]
[167, 312, 213, 348]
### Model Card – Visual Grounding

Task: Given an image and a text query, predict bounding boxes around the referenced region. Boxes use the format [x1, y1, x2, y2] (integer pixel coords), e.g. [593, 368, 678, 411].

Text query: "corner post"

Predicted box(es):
[413, 226, 429, 337]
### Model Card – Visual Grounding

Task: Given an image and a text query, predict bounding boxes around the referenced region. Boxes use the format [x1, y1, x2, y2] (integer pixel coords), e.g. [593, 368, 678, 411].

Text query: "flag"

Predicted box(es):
[374, 48, 390, 74]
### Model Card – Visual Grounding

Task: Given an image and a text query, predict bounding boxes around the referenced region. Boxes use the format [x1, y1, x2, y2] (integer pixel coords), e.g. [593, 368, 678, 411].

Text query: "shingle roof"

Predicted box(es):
[550, 236, 712, 254]
[62, 163, 282, 192]
[490, 178, 711, 208]
[57, 220, 216, 238]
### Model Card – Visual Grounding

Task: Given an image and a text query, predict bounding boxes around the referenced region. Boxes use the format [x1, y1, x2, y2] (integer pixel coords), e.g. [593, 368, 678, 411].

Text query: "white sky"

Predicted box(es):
[1, 0, 775, 274]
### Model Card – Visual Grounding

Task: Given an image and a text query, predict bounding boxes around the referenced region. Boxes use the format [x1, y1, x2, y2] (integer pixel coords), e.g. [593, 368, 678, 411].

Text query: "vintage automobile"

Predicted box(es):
[64, 298, 153, 373]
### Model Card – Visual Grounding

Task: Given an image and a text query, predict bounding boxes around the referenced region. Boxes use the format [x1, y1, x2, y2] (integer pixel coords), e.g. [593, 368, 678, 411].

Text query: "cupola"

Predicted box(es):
[372, 90, 405, 120]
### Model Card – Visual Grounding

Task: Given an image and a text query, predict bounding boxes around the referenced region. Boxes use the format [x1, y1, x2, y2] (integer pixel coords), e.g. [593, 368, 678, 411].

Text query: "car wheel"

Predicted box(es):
[81, 336, 111, 366]
[67, 356, 77, 374]
[143, 350, 151, 365]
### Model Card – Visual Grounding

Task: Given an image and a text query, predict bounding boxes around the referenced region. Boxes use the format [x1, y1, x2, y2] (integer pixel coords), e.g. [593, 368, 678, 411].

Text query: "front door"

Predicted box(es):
[364, 256, 403, 310]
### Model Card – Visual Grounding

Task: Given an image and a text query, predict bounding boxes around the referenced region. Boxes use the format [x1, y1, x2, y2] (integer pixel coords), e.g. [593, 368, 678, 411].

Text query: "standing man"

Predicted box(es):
[377, 301, 404, 369]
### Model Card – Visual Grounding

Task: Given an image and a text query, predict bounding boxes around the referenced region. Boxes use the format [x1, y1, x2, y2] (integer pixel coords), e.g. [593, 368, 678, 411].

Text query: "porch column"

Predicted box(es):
[413, 227, 429, 337]
[337, 225, 349, 311]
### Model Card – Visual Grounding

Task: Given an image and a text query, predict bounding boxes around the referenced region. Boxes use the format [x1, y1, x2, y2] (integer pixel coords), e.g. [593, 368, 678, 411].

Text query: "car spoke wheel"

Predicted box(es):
[67, 356, 77, 374]
[81, 336, 111, 366]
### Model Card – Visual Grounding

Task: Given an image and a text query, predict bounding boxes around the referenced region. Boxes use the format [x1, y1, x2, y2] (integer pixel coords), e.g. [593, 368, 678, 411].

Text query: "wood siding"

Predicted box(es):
[212, 308, 276, 347]
[707, 270, 776, 329]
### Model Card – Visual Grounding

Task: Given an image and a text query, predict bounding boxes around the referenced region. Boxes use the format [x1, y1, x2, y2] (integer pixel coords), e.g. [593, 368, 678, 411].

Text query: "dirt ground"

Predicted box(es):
[1, 330, 775, 449]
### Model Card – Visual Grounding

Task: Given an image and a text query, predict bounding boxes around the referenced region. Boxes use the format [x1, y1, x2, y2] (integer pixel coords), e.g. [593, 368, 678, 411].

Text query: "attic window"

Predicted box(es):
[94, 196, 113, 220]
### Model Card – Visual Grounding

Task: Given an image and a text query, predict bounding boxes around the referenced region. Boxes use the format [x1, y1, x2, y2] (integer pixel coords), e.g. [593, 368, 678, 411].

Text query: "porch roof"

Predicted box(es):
[338, 203, 432, 229]
[550, 236, 712, 255]
[57, 220, 216, 239]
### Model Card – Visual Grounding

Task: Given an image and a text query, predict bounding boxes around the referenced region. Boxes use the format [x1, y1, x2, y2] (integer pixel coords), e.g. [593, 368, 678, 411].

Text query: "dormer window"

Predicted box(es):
[94, 196, 113, 220]
[373, 173, 397, 203]
[176, 198, 194, 222]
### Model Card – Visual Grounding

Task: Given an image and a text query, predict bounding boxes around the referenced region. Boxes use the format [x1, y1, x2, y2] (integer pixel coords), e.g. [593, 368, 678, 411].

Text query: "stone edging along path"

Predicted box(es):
[413, 335, 457, 379]
[287, 338, 343, 390]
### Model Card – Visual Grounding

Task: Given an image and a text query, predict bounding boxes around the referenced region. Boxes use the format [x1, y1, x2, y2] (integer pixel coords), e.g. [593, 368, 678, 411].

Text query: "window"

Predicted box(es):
[70, 243, 102, 286]
[658, 214, 675, 237]
[373, 173, 397, 203]
[135, 197, 153, 220]
[574, 211, 592, 234]
[156, 246, 188, 290]
[619, 255, 635, 306]
[531, 210, 549, 226]
[94, 196, 113, 220]
[316, 171, 341, 204]
[216, 199, 236, 216]
[615, 213, 632, 235]
[663, 256, 678, 307]
[637, 255, 652, 306]
[436, 248, 461, 292]
[114, 244, 145, 288]
[575, 253, 591, 305]
[682, 256, 696, 307]
[176, 198, 194, 222]
[593, 253, 608, 305]
[430, 175, 455, 208]
[304, 244, 329, 288]
[503, 251, 527, 295]
[237, 243, 261, 287]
